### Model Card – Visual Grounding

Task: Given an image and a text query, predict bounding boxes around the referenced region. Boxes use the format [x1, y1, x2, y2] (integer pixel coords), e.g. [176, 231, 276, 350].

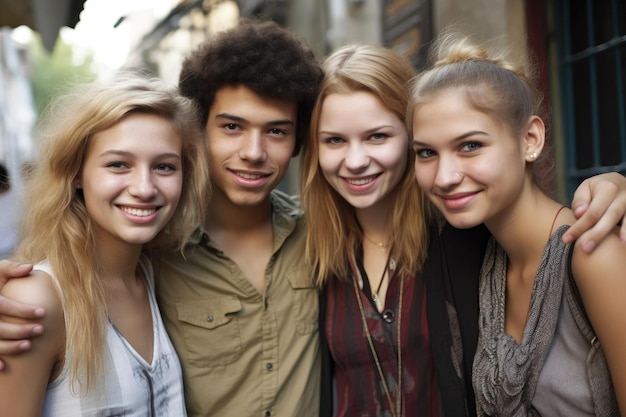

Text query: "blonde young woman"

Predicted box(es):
[410, 34, 626, 415]
[301, 44, 438, 417]
[0, 74, 208, 416]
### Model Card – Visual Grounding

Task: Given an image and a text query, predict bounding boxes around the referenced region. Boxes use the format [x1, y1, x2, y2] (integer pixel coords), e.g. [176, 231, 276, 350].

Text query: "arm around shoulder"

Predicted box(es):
[571, 231, 626, 414]
[0, 270, 65, 416]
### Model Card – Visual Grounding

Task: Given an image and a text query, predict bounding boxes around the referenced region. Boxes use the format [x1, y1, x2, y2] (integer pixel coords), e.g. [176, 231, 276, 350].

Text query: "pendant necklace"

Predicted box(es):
[372, 253, 391, 311]
[364, 234, 388, 252]
[353, 265, 404, 417]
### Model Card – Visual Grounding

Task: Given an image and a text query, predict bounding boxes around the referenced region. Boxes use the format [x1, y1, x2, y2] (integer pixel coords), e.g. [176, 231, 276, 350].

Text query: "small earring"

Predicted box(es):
[455, 172, 463, 179]
[529, 152, 538, 160]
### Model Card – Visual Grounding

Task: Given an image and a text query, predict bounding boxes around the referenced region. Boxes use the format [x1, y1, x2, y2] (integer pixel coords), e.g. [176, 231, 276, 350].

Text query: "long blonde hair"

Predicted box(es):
[16, 72, 209, 393]
[300, 44, 429, 287]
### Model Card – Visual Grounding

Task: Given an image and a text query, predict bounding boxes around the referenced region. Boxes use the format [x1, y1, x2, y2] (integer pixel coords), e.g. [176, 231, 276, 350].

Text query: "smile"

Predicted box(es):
[120, 206, 158, 217]
[438, 192, 477, 210]
[236, 171, 267, 180]
[345, 175, 377, 186]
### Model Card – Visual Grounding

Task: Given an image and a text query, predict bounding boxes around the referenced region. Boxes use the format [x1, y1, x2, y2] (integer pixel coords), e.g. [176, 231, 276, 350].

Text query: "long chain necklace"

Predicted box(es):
[372, 253, 392, 311]
[352, 264, 404, 417]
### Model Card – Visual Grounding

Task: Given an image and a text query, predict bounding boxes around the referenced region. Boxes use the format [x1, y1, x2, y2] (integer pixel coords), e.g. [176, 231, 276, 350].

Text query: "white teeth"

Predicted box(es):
[347, 177, 374, 186]
[238, 172, 264, 180]
[122, 207, 156, 217]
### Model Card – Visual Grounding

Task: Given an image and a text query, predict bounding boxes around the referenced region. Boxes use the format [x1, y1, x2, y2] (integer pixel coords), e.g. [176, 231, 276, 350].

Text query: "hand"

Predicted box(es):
[563, 172, 626, 252]
[0, 260, 45, 370]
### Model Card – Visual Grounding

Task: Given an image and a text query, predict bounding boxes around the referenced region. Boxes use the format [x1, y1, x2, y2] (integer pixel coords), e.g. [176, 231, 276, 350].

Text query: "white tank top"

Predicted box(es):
[38, 257, 187, 416]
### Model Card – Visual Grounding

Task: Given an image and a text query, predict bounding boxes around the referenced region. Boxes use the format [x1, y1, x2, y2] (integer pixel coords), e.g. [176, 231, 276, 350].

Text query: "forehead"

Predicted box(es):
[320, 91, 403, 128]
[87, 113, 181, 155]
[209, 85, 298, 122]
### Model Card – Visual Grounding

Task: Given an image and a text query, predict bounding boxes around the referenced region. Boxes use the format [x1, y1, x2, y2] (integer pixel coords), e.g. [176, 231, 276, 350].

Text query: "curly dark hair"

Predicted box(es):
[179, 18, 323, 156]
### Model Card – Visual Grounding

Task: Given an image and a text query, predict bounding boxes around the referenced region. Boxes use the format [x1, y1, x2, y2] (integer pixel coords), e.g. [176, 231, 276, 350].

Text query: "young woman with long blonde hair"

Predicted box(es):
[0, 73, 209, 416]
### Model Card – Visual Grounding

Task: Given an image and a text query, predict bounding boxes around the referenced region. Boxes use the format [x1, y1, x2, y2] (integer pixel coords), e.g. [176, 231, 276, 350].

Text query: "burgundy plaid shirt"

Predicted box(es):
[325, 260, 444, 417]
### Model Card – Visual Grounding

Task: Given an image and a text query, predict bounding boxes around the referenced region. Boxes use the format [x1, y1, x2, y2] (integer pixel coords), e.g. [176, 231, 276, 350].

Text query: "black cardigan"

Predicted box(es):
[319, 222, 491, 417]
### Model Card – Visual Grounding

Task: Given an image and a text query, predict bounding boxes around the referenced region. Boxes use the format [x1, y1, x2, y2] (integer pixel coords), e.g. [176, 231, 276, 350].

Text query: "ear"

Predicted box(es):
[523, 116, 545, 162]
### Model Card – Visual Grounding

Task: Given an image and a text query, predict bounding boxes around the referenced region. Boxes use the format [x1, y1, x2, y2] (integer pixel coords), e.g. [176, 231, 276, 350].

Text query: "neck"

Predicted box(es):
[486, 188, 571, 267]
[356, 201, 392, 246]
[205, 189, 273, 234]
[95, 238, 143, 286]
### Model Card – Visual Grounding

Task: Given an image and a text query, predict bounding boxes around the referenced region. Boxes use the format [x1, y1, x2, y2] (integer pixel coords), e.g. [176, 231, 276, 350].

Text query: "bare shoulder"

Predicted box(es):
[0, 269, 65, 415]
[0, 269, 63, 326]
[570, 228, 626, 327]
[570, 229, 626, 411]
[571, 228, 626, 287]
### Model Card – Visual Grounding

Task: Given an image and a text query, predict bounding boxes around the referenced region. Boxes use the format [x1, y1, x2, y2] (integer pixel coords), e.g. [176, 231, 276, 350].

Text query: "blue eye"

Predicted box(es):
[155, 164, 176, 172]
[371, 133, 388, 141]
[461, 142, 481, 152]
[415, 148, 436, 158]
[107, 162, 129, 169]
[325, 136, 344, 145]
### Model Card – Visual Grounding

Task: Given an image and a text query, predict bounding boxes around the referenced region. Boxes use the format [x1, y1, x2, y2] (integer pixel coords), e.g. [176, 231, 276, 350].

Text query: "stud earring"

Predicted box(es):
[529, 152, 537, 160]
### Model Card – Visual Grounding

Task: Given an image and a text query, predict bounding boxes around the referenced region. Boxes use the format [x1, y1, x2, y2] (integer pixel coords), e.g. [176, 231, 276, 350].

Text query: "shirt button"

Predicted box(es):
[382, 310, 395, 323]
[265, 411, 271, 417]
[266, 363, 273, 371]
[207, 315, 214, 322]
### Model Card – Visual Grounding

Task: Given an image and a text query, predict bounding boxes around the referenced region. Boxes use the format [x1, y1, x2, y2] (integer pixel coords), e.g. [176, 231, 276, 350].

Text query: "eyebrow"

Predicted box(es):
[412, 130, 488, 145]
[319, 124, 395, 136]
[215, 113, 295, 127]
[98, 150, 181, 159]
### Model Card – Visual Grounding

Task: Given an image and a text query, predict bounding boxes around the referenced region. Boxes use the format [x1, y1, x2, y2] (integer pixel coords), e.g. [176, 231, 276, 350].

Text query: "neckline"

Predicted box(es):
[356, 250, 394, 313]
[496, 226, 570, 348]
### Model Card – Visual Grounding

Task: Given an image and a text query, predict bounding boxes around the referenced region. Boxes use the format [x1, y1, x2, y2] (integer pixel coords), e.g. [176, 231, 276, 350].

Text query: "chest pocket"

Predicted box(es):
[176, 296, 243, 366]
[287, 266, 319, 335]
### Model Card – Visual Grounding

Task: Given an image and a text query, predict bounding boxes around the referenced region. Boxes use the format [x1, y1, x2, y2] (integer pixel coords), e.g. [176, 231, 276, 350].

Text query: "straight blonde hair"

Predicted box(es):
[16, 72, 209, 393]
[300, 44, 429, 287]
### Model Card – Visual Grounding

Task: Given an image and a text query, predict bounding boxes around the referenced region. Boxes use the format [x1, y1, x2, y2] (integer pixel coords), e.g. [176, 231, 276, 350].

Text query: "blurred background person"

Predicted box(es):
[0, 162, 20, 260]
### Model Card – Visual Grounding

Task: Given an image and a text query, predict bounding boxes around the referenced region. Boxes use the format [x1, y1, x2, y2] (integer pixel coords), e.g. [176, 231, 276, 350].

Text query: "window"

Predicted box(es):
[555, 0, 626, 196]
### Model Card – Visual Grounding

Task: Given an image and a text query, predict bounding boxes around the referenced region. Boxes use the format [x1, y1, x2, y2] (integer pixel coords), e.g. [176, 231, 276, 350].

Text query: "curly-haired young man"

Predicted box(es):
[154, 18, 324, 417]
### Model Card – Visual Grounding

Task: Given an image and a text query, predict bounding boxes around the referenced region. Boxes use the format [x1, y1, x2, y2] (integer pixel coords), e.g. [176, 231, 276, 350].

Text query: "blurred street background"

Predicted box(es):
[0, 0, 625, 200]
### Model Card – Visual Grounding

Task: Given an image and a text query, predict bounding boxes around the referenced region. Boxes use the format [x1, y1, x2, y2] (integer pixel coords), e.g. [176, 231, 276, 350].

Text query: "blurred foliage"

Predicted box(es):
[28, 32, 96, 120]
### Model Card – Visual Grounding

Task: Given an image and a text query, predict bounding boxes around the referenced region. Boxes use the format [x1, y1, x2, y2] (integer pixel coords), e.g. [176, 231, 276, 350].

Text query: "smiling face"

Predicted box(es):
[79, 113, 183, 248]
[205, 85, 297, 210]
[316, 91, 409, 214]
[411, 90, 529, 229]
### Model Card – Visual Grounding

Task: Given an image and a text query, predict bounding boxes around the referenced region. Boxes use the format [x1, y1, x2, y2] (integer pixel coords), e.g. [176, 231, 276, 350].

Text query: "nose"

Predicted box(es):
[239, 131, 266, 162]
[434, 157, 463, 189]
[128, 167, 158, 200]
[344, 141, 369, 171]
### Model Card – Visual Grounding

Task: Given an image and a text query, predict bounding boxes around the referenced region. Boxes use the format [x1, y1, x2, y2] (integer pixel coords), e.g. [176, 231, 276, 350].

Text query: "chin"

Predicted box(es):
[443, 215, 481, 230]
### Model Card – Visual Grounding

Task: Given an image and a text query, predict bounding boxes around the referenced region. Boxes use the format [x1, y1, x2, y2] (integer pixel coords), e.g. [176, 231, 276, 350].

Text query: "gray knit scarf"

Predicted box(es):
[472, 227, 570, 416]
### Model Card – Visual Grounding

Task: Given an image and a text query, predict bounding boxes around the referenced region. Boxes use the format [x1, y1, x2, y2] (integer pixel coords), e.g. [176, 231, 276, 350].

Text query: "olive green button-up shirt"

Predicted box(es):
[155, 191, 320, 417]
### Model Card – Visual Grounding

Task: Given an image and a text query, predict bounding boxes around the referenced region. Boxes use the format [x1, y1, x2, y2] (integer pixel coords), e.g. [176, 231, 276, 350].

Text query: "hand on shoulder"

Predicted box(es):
[1, 269, 62, 327]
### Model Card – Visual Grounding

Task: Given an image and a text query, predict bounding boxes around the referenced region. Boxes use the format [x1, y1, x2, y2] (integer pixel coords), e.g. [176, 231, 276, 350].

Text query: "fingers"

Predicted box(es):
[0, 260, 33, 280]
[0, 295, 46, 320]
[563, 198, 626, 253]
[0, 321, 43, 341]
[0, 337, 36, 355]
[564, 172, 626, 252]
[0, 322, 41, 370]
[565, 213, 614, 253]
